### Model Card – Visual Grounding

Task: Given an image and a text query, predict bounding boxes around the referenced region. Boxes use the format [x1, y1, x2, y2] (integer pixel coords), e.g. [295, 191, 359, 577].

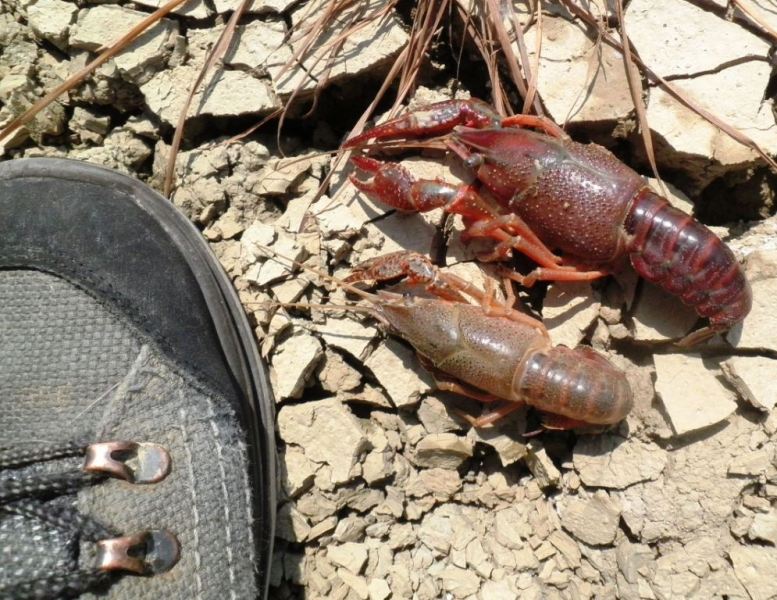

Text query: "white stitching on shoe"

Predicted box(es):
[239, 440, 256, 572]
[179, 408, 203, 599]
[204, 400, 237, 600]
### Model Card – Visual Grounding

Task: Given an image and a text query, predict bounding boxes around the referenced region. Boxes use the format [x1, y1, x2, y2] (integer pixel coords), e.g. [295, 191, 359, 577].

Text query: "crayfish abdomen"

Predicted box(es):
[626, 190, 752, 343]
[520, 346, 632, 426]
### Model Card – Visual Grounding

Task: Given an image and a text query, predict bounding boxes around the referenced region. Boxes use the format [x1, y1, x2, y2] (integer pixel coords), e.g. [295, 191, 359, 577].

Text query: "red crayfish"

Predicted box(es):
[343, 99, 752, 346]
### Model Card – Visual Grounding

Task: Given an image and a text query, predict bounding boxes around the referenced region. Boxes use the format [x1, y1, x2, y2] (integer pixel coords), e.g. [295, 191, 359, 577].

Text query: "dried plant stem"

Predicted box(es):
[163, 0, 251, 197]
[614, 0, 664, 191]
[732, 0, 777, 43]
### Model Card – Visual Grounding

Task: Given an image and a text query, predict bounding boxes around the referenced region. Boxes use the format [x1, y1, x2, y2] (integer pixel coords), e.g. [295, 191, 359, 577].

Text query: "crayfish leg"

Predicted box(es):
[504, 265, 609, 288]
[456, 402, 525, 428]
[462, 214, 562, 268]
[500, 114, 569, 139]
[675, 325, 716, 348]
[422, 361, 504, 404]
[538, 412, 595, 431]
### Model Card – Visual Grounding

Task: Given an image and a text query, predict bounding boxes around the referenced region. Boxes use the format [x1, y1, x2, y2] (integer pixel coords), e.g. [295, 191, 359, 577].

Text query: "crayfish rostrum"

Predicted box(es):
[344, 99, 752, 346]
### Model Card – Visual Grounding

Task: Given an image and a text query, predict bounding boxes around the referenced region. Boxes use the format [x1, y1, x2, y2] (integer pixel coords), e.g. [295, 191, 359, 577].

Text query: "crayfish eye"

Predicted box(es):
[465, 154, 484, 170]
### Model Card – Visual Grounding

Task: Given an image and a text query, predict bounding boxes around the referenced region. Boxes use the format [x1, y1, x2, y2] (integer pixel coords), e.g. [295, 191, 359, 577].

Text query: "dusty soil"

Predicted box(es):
[3, 0, 777, 598]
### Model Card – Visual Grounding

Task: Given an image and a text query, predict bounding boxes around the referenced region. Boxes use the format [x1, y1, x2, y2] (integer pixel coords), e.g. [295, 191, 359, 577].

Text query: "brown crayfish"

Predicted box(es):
[304, 249, 634, 430]
[343, 99, 752, 346]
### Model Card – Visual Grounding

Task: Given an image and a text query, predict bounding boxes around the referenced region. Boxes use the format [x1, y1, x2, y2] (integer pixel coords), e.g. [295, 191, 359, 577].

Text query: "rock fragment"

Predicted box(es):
[417, 396, 462, 434]
[628, 0, 776, 180]
[647, 63, 776, 183]
[254, 157, 314, 196]
[628, 0, 769, 77]
[270, 331, 323, 401]
[317, 351, 361, 394]
[280, 447, 318, 497]
[653, 353, 737, 436]
[478, 579, 515, 600]
[722, 355, 777, 411]
[560, 491, 621, 545]
[71, 6, 177, 84]
[241, 220, 275, 255]
[133, 0, 211, 18]
[337, 568, 369, 599]
[729, 250, 777, 352]
[70, 129, 153, 173]
[140, 28, 278, 125]
[245, 235, 305, 286]
[522, 14, 632, 125]
[341, 384, 393, 410]
[332, 516, 367, 543]
[364, 339, 433, 408]
[749, 509, 777, 545]
[276, 503, 310, 542]
[467, 408, 527, 467]
[277, 398, 369, 484]
[416, 504, 474, 554]
[616, 538, 654, 587]
[465, 539, 492, 578]
[727, 447, 774, 478]
[312, 200, 364, 240]
[307, 516, 337, 541]
[404, 468, 462, 501]
[367, 579, 391, 600]
[27, 0, 77, 50]
[543, 282, 600, 348]
[729, 544, 777, 600]
[328, 542, 368, 574]
[525, 441, 561, 489]
[439, 565, 481, 598]
[413, 433, 473, 469]
[630, 282, 699, 343]
[226, 20, 290, 71]
[549, 530, 582, 569]
[573, 435, 666, 489]
[69, 106, 111, 145]
[213, 0, 297, 13]
[618, 414, 760, 543]
[204, 208, 244, 241]
[271, 0, 408, 96]
[314, 315, 378, 360]
[494, 507, 529, 550]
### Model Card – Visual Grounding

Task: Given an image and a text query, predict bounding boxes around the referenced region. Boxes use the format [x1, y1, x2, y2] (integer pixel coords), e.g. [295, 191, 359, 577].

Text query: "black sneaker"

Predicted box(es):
[0, 158, 276, 599]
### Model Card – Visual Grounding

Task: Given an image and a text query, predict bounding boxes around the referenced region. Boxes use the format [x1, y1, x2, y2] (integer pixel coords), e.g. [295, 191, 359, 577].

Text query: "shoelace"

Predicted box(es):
[0, 442, 178, 599]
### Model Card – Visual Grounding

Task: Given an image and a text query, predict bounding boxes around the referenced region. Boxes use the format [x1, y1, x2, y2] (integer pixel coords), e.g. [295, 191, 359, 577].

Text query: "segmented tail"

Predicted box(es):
[626, 190, 752, 336]
[519, 346, 633, 425]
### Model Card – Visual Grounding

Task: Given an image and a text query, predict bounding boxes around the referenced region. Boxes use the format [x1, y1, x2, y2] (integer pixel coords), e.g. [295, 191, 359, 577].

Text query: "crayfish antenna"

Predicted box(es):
[251, 243, 403, 330]
[246, 299, 387, 326]
[252, 243, 382, 304]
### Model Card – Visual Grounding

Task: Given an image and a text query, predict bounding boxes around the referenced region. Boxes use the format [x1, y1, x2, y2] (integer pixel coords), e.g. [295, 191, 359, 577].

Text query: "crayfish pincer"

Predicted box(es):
[343, 99, 752, 346]
[339, 251, 632, 430]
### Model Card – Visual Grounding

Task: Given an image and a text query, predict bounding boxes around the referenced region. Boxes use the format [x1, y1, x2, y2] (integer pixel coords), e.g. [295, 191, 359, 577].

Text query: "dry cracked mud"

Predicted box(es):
[3, 0, 777, 598]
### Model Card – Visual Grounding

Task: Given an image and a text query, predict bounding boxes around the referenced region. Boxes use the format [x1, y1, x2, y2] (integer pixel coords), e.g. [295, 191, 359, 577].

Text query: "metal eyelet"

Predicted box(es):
[84, 441, 171, 483]
[96, 530, 180, 575]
